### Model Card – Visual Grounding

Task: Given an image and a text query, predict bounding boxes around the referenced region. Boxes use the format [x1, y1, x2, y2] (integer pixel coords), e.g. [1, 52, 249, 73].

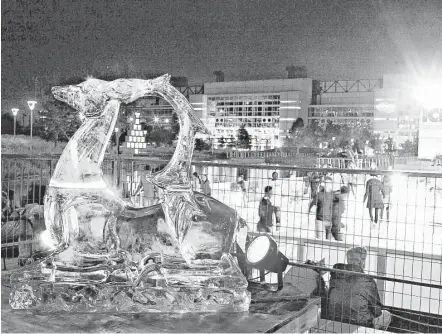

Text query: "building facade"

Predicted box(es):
[190, 79, 312, 150]
[308, 78, 399, 136]
[419, 107, 442, 159]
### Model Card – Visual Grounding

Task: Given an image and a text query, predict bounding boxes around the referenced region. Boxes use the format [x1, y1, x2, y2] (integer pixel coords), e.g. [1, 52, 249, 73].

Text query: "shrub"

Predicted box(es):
[1, 135, 67, 154]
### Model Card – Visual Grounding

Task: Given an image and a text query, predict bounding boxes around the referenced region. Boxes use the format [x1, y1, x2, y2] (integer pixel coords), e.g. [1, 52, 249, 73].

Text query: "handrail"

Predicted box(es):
[248, 232, 441, 263]
[2, 154, 442, 177]
[286, 262, 442, 290]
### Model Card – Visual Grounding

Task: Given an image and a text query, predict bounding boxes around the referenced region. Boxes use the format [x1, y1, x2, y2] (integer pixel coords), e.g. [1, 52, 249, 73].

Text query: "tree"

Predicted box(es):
[1, 113, 16, 134]
[226, 135, 236, 149]
[218, 136, 226, 148]
[237, 124, 251, 149]
[148, 129, 174, 146]
[195, 138, 210, 151]
[34, 94, 81, 147]
[287, 118, 319, 154]
[384, 137, 396, 154]
[290, 118, 305, 133]
[401, 137, 418, 156]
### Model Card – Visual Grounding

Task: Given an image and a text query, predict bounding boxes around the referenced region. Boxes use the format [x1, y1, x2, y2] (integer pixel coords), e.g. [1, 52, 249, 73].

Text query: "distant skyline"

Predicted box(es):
[2, 0, 442, 109]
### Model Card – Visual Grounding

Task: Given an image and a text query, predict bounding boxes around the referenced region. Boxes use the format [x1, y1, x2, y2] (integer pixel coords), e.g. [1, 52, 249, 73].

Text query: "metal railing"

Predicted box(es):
[1, 154, 441, 330]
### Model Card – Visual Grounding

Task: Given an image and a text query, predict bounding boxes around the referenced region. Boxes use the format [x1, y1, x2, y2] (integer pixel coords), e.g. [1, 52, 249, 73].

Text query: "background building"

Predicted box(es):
[190, 78, 312, 150]
[419, 107, 442, 159]
[308, 78, 399, 136]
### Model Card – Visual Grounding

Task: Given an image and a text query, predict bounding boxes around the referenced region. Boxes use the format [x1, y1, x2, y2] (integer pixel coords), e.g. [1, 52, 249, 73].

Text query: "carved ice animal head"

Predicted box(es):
[51, 75, 171, 118]
[52, 79, 111, 118]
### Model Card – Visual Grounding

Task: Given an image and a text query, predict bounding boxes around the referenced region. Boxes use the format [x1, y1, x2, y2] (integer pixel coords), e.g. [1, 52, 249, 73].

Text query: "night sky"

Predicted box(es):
[2, 0, 442, 108]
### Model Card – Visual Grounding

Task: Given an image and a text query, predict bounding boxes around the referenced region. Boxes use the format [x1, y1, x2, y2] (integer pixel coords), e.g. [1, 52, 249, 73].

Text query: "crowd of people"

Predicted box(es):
[250, 162, 395, 241]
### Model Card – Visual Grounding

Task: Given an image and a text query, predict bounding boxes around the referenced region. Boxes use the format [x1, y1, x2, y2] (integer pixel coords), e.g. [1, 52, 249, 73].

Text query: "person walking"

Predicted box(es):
[380, 173, 393, 222]
[363, 174, 385, 227]
[133, 165, 158, 207]
[237, 175, 248, 206]
[257, 186, 280, 233]
[192, 172, 201, 192]
[347, 161, 357, 196]
[309, 166, 322, 199]
[308, 177, 334, 239]
[200, 174, 211, 196]
[331, 186, 349, 241]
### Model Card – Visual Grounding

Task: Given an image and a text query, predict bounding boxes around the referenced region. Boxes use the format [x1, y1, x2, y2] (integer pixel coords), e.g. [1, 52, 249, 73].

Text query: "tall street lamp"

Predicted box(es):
[11, 108, 19, 136]
[115, 127, 120, 155]
[27, 100, 37, 139]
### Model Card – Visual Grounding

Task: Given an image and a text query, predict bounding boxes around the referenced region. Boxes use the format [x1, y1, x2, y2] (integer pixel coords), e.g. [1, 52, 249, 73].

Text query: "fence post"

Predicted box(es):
[296, 241, 305, 263]
[376, 249, 387, 304]
[111, 159, 117, 187]
[49, 160, 52, 178]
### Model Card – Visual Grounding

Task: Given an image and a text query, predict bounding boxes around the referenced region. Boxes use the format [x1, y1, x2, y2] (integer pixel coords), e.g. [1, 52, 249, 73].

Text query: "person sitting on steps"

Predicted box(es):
[326, 247, 392, 330]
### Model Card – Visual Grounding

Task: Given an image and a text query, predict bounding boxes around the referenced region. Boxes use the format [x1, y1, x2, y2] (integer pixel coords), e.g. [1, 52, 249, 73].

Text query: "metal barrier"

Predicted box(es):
[317, 157, 392, 169]
[224, 150, 312, 159]
[2, 154, 442, 329]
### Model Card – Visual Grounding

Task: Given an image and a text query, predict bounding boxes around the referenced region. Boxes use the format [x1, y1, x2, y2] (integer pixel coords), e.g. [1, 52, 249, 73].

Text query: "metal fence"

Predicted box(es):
[1, 154, 442, 332]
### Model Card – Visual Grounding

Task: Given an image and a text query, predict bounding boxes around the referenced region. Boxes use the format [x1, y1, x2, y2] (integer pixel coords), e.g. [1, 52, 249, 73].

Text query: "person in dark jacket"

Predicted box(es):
[308, 177, 334, 239]
[257, 186, 280, 233]
[308, 167, 322, 199]
[364, 174, 385, 227]
[200, 174, 211, 196]
[192, 172, 201, 191]
[326, 247, 392, 330]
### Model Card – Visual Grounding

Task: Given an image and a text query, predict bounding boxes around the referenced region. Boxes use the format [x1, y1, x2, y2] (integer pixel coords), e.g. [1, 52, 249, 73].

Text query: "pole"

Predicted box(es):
[116, 133, 120, 156]
[13, 116, 16, 136]
[30, 109, 33, 139]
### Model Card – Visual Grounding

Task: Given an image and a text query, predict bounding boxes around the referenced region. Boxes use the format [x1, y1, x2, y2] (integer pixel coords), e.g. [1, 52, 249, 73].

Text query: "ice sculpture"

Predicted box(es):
[9, 75, 250, 312]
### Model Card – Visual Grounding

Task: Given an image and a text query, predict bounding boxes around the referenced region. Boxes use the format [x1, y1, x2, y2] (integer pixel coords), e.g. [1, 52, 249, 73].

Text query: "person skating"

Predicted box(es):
[363, 174, 385, 228]
[380, 173, 393, 222]
[257, 186, 281, 233]
[133, 165, 158, 207]
[192, 172, 201, 191]
[331, 186, 349, 241]
[237, 175, 248, 206]
[200, 174, 211, 196]
[308, 177, 334, 239]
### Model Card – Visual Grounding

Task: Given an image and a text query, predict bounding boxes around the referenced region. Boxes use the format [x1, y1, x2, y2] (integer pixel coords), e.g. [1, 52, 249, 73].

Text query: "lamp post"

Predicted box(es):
[114, 126, 120, 187]
[27, 100, 37, 139]
[115, 127, 120, 156]
[11, 108, 19, 136]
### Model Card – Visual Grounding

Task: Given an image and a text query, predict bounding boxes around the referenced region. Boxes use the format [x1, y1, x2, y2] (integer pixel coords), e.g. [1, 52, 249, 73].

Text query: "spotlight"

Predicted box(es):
[245, 235, 289, 291]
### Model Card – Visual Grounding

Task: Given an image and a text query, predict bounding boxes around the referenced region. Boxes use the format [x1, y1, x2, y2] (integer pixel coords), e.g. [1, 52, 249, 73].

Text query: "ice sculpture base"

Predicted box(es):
[3, 283, 321, 333]
[9, 251, 250, 313]
[9, 282, 250, 313]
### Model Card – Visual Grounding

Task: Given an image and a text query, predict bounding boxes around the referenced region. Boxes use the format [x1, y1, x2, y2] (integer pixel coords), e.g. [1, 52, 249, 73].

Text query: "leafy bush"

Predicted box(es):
[1, 135, 67, 154]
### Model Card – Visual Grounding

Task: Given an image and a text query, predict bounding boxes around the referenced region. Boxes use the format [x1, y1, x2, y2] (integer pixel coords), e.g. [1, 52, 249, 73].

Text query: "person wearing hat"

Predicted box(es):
[326, 247, 392, 330]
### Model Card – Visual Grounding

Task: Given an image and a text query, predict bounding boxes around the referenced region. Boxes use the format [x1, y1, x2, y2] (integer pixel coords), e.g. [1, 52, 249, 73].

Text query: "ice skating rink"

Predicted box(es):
[208, 172, 442, 314]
